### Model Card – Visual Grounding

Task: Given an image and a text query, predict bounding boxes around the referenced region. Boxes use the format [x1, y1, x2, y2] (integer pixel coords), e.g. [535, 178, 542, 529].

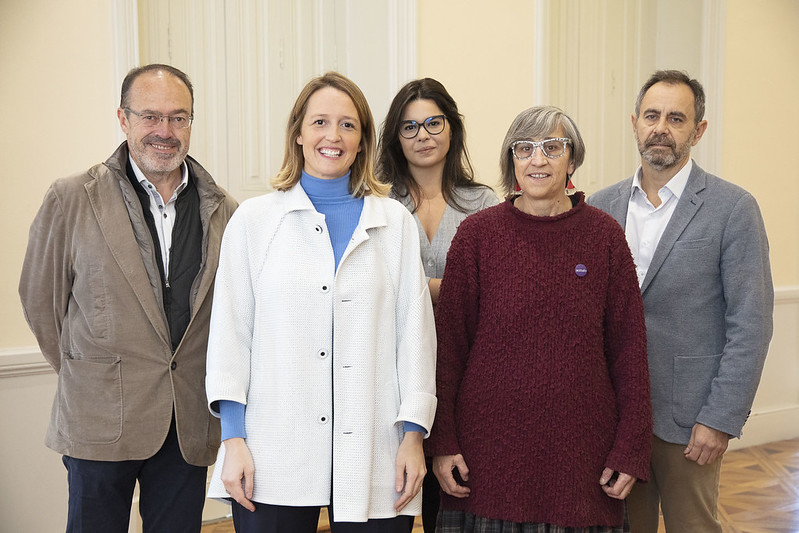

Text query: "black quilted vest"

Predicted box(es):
[126, 161, 202, 352]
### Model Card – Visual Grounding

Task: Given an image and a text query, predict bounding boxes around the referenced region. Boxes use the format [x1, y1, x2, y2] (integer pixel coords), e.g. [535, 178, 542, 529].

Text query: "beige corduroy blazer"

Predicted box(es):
[19, 142, 237, 466]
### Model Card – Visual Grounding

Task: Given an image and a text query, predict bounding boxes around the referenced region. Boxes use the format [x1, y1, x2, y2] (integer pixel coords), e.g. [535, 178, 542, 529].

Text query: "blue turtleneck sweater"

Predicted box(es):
[300, 170, 363, 271]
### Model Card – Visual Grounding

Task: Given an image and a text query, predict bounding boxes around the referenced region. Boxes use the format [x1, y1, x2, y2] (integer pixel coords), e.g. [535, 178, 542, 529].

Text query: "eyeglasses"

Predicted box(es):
[511, 138, 571, 160]
[399, 115, 446, 139]
[123, 108, 194, 129]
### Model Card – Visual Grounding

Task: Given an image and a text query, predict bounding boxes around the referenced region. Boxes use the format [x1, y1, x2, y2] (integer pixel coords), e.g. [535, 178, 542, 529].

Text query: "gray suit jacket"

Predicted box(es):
[587, 162, 773, 445]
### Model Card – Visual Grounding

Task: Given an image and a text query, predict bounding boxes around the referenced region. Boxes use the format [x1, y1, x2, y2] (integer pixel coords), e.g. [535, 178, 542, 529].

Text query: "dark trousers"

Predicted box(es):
[232, 501, 414, 533]
[63, 417, 207, 533]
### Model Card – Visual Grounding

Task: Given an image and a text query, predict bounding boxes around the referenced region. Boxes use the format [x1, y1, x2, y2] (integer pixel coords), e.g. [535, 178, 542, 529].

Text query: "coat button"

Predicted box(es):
[170, 361, 177, 370]
[314, 225, 323, 233]
[318, 415, 329, 424]
[321, 285, 329, 292]
[318, 349, 328, 359]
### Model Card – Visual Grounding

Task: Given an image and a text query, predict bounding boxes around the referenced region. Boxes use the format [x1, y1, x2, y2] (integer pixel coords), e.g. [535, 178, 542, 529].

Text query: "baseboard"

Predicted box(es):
[731, 405, 799, 450]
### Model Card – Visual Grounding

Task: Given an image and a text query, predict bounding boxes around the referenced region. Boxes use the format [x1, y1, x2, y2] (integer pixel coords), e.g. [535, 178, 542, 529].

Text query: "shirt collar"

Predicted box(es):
[128, 155, 189, 201]
[630, 159, 693, 200]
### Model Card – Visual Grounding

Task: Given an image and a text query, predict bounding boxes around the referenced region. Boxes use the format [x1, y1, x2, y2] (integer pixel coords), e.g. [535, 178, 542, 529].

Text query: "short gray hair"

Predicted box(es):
[499, 106, 585, 197]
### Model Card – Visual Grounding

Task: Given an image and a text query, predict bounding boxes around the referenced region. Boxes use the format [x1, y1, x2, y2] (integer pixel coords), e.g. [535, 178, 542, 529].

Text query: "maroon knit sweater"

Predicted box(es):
[427, 193, 652, 527]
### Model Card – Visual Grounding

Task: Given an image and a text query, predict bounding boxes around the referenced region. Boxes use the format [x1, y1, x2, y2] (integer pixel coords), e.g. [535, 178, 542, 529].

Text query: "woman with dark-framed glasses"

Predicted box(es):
[377, 78, 498, 532]
[427, 106, 653, 532]
[378, 78, 499, 308]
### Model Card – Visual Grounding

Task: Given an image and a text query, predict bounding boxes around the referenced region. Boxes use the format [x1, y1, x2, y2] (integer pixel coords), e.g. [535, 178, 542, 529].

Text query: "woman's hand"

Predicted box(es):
[432, 454, 471, 498]
[221, 437, 256, 512]
[394, 431, 426, 511]
[599, 468, 636, 500]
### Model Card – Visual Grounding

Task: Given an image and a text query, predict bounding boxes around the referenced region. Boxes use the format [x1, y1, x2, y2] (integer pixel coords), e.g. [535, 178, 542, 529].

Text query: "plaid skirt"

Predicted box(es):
[436, 510, 627, 533]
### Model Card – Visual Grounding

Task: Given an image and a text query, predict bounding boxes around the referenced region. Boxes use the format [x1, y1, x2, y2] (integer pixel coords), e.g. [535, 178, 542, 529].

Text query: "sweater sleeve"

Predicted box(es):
[218, 400, 247, 440]
[425, 217, 481, 457]
[602, 222, 653, 481]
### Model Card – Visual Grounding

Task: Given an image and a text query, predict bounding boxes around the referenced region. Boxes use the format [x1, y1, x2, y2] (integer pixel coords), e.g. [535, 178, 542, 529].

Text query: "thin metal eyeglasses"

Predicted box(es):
[399, 115, 446, 139]
[511, 138, 571, 160]
[123, 108, 194, 129]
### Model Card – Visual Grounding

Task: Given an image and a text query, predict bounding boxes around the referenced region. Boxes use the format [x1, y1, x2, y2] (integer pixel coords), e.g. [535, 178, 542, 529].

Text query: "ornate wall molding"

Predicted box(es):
[542, 0, 726, 192]
[0, 347, 52, 378]
[136, 0, 417, 202]
[697, 0, 726, 176]
[112, 0, 140, 145]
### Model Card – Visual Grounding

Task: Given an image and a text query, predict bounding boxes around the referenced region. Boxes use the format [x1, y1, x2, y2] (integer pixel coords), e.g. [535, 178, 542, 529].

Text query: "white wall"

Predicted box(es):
[0, 353, 65, 532]
[0, 0, 120, 530]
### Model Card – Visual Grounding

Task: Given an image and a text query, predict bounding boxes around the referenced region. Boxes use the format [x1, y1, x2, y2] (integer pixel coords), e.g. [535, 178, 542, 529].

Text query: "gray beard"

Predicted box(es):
[641, 147, 680, 171]
[637, 134, 693, 172]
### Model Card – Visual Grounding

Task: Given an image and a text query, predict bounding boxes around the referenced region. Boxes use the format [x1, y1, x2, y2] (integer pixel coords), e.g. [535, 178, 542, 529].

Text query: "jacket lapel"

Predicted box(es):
[85, 170, 171, 345]
[349, 196, 387, 244]
[640, 165, 706, 294]
[607, 179, 633, 227]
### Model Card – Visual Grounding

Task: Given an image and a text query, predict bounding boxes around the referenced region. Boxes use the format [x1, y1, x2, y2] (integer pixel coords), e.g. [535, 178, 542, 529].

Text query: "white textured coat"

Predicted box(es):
[205, 184, 437, 522]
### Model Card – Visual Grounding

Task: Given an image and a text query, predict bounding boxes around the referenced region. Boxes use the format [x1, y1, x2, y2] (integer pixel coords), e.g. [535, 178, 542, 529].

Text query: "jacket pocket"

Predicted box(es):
[672, 237, 712, 250]
[672, 353, 722, 428]
[58, 354, 123, 444]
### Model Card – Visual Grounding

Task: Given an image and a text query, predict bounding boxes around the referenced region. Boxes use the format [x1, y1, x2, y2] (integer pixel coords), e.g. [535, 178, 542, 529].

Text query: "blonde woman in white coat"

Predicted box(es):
[205, 71, 437, 533]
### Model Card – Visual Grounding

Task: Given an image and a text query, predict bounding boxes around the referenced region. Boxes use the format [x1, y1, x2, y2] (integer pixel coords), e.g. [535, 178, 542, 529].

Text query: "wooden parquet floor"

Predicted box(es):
[201, 438, 799, 532]
[718, 438, 799, 532]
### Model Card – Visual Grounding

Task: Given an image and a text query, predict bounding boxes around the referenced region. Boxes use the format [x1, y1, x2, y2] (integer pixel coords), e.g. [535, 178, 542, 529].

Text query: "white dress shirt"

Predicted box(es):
[625, 160, 693, 286]
[129, 157, 189, 277]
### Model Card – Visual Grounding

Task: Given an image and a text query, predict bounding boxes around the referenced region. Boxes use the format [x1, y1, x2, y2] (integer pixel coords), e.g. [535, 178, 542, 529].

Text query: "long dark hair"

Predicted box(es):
[377, 78, 482, 213]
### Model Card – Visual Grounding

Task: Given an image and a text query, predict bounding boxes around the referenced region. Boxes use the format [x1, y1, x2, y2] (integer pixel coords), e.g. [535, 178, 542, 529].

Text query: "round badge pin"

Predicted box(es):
[575, 263, 587, 277]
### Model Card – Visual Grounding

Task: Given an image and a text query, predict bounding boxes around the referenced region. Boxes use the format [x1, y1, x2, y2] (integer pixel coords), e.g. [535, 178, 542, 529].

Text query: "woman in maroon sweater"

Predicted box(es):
[428, 106, 652, 532]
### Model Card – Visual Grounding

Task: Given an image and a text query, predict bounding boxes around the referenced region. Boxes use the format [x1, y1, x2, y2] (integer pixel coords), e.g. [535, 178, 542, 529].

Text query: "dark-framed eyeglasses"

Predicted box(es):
[399, 115, 446, 139]
[511, 138, 571, 160]
[123, 107, 194, 130]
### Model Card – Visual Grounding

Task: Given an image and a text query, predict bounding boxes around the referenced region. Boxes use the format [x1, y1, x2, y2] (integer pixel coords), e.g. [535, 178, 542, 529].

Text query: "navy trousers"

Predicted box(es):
[232, 501, 415, 533]
[63, 416, 207, 533]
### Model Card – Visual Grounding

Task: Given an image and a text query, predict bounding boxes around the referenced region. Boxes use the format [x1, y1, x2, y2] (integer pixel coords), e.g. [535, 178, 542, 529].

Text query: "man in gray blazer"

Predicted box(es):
[19, 64, 237, 532]
[588, 70, 773, 532]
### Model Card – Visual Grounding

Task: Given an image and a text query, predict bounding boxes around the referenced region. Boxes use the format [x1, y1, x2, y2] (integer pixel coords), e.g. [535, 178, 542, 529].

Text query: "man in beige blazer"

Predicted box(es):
[19, 64, 237, 532]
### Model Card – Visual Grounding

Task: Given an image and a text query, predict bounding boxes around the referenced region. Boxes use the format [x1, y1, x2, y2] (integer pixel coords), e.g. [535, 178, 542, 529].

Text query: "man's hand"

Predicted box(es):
[220, 437, 256, 512]
[684, 423, 729, 465]
[394, 431, 426, 511]
[432, 454, 471, 498]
